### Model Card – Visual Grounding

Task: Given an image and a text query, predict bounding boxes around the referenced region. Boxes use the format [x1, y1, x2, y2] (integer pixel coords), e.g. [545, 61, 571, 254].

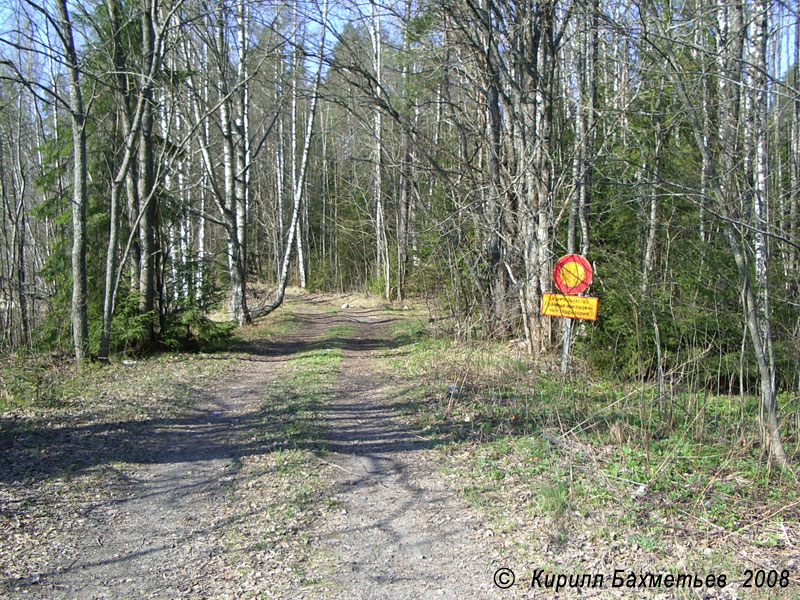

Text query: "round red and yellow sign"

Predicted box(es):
[553, 254, 592, 295]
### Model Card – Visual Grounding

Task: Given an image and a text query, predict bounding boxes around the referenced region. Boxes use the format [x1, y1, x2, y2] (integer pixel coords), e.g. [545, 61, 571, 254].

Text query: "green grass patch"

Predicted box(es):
[218, 319, 347, 593]
[294, 299, 342, 313]
[0, 354, 67, 410]
[260, 329, 344, 445]
[0, 298, 308, 413]
[324, 324, 356, 339]
[232, 303, 304, 345]
[0, 350, 234, 418]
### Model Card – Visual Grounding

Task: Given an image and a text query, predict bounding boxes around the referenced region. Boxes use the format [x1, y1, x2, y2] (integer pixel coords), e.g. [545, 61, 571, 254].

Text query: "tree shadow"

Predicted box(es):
[0, 308, 436, 487]
[0, 306, 474, 594]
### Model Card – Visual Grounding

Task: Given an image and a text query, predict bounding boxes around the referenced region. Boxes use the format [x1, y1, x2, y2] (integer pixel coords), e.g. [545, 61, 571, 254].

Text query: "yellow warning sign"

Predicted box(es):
[541, 293, 599, 321]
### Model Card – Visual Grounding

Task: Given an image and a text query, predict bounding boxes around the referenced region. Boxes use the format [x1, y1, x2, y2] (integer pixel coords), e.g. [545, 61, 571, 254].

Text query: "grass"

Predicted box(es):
[0, 351, 234, 423]
[231, 302, 305, 344]
[295, 298, 342, 313]
[0, 349, 240, 596]
[5, 294, 798, 597]
[215, 319, 349, 594]
[0, 299, 309, 414]
[378, 317, 800, 598]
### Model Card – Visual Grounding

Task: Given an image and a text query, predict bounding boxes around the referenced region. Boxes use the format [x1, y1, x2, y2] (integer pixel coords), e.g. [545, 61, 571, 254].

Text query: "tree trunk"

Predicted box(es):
[370, 0, 389, 299]
[523, 1, 556, 353]
[99, 0, 131, 360]
[218, 5, 250, 326]
[252, 0, 328, 317]
[654, 0, 789, 466]
[750, 0, 786, 465]
[236, 0, 250, 297]
[138, 0, 157, 344]
[55, 0, 89, 362]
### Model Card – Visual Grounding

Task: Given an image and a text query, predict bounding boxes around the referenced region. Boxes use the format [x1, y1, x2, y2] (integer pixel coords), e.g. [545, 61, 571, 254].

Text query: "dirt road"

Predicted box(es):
[303, 307, 504, 599]
[2, 301, 511, 599]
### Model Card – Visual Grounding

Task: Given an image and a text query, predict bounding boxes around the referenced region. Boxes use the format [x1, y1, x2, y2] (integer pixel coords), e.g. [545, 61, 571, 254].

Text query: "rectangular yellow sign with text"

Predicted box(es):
[541, 293, 599, 321]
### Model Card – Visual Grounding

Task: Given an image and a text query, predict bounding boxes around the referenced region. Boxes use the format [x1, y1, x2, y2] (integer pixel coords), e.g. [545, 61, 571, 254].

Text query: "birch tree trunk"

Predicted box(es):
[100, 0, 163, 359]
[236, 0, 250, 289]
[750, 0, 786, 466]
[646, 0, 788, 466]
[12, 99, 30, 347]
[791, 17, 800, 293]
[370, 0, 389, 299]
[138, 0, 157, 344]
[395, 0, 413, 300]
[216, 5, 250, 325]
[291, 1, 307, 290]
[253, 0, 328, 317]
[276, 68, 286, 283]
[55, 0, 89, 362]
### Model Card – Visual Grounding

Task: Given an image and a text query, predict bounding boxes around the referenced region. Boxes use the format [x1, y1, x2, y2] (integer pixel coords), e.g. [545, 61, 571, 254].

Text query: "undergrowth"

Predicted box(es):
[0, 302, 308, 413]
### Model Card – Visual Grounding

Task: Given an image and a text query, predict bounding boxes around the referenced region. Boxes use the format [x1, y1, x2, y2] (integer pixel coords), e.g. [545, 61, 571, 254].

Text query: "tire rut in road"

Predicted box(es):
[301, 308, 507, 600]
[13, 304, 336, 599]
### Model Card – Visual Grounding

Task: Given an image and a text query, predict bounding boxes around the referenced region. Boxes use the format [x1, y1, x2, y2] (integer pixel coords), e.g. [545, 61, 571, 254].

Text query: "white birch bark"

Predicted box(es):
[751, 0, 786, 465]
[54, 0, 88, 362]
[370, 0, 389, 299]
[253, 0, 329, 317]
[650, 0, 788, 466]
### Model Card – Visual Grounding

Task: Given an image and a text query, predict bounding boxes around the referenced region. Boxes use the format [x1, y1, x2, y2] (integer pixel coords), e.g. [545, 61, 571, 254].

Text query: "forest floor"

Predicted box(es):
[1, 293, 799, 599]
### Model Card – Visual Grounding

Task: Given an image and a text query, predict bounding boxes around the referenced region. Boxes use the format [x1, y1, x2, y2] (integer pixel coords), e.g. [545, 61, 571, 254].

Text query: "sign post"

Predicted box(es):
[543, 254, 597, 373]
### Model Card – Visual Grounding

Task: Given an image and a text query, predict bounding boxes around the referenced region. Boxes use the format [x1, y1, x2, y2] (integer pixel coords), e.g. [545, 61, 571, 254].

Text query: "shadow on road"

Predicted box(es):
[0, 307, 435, 487]
[0, 304, 483, 597]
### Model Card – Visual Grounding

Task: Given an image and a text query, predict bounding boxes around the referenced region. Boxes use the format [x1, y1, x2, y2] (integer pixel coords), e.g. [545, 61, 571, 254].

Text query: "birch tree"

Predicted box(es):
[369, 0, 389, 299]
[98, 0, 178, 359]
[254, 0, 328, 316]
[638, 0, 789, 465]
[51, 0, 89, 362]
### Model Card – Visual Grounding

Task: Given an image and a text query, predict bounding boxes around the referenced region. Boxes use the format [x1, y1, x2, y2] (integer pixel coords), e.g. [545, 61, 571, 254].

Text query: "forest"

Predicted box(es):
[0, 0, 799, 471]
